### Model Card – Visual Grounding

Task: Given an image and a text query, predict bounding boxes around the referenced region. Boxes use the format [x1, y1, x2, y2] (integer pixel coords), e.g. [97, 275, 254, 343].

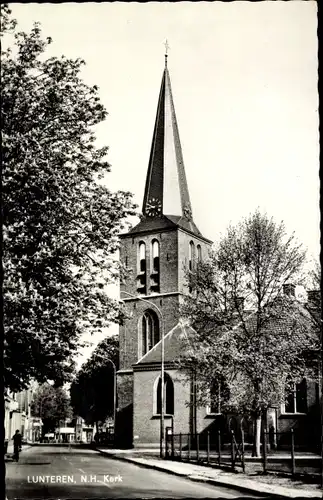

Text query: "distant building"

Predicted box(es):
[4, 383, 40, 443]
[75, 416, 94, 443]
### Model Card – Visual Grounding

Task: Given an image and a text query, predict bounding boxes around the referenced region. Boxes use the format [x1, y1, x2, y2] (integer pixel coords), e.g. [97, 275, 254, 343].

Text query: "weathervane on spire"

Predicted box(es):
[164, 39, 170, 66]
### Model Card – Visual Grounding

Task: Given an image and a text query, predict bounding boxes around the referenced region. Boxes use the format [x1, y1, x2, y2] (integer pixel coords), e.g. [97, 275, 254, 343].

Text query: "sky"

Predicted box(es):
[10, 2, 319, 365]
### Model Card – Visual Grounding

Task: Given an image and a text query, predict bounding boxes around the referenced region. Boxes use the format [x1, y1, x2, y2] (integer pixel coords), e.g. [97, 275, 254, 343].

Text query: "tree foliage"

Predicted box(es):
[70, 335, 119, 427]
[31, 383, 73, 435]
[180, 211, 319, 454]
[2, 5, 136, 391]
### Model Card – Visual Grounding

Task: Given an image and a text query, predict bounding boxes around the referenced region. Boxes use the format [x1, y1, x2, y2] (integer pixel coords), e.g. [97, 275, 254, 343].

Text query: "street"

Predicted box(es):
[5, 445, 260, 499]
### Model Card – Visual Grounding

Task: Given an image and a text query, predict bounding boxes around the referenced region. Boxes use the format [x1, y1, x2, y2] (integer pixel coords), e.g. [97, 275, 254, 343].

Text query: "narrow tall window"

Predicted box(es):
[156, 373, 174, 415]
[151, 239, 160, 293]
[197, 244, 202, 263]
[141, 311, 159, 356]
[189, 241, 195, 271]
[206, 378, 229, 415]
[137, 242, 147, 294]
[206, 381, 221, 415]
[139, 242, 146, 272]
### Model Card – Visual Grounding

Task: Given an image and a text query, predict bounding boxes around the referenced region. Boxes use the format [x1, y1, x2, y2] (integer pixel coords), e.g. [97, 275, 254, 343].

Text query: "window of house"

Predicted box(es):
[150, 239, 160, 293]
[155, 373, 174, 415]
[283, 379, 307, 414]
[141, 310, 159, 356]
[206, 381, 222, 415]
[206, 378, 229, 415]
[137, 242, 147, 294]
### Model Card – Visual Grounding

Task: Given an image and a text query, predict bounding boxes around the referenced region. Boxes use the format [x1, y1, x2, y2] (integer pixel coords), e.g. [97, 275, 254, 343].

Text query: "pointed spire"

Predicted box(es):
[142, 50, 193, 222]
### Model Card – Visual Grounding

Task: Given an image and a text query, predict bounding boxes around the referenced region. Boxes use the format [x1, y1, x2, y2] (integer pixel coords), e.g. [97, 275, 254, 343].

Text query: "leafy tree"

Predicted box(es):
[70, 335, 119, 430]
[2, 5, 136, 392]
[180, 210, 319, 456]
[31, 383, 73, 435]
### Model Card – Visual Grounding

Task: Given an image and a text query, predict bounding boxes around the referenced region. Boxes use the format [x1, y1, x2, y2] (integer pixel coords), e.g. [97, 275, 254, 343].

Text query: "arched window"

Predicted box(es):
[137, 242, 147, 294]
[189, 241, 195, 271]
[139, 242, 146, 272]
[141, 310, 159, 356]
[156, 373, 174, 415]
[150, 239, 160, 293]
[197, 244, 202, 263]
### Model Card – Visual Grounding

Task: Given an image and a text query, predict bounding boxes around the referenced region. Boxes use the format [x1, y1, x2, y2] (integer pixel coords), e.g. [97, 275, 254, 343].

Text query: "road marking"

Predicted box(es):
[96, 479, 111, 488]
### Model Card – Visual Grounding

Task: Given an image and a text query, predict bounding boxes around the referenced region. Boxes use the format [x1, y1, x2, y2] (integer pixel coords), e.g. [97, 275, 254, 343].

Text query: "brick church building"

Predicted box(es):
[115, 53, 219, 448]
[115, 55, 321, 450]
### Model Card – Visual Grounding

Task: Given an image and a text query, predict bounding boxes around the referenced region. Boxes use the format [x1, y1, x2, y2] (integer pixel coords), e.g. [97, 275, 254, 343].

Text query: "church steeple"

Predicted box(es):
[142, 53, 193, 222]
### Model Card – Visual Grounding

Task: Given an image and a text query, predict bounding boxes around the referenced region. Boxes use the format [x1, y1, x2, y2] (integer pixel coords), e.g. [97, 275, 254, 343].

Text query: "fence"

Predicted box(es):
[165, 429, 321, 478]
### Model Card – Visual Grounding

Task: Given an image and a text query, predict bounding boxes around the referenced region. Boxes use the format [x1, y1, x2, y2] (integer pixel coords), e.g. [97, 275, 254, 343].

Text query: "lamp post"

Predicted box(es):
[120, 290, 165, 458]
[106, 358, 117, 441]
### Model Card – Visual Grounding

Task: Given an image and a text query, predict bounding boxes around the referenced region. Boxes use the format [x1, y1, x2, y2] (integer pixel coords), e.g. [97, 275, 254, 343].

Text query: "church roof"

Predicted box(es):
[123, 213, 212, 243]
[136, 321, 195, 365]
[134, 55, 204, 240]
[136, 296, 318, 368]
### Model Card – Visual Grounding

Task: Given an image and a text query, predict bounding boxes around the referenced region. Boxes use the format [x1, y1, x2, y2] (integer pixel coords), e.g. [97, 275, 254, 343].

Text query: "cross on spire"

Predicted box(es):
[164, 39, 169, 66]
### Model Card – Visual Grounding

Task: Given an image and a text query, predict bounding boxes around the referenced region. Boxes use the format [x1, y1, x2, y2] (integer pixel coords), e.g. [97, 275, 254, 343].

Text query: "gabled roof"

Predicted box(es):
[136, 321, 195, 365]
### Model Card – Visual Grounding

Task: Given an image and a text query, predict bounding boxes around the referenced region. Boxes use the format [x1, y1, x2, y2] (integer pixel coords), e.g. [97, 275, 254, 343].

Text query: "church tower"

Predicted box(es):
[116, 52, 212, 447]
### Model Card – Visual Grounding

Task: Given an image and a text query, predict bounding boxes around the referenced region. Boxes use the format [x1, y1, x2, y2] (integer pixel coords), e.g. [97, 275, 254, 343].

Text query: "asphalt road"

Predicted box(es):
[5, 445, 260, 499]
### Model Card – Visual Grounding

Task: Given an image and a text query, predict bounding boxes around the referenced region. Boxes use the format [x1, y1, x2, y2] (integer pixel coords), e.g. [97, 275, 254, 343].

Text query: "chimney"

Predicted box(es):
[283, 283, 296, 297]
[307, 290, 321, 309]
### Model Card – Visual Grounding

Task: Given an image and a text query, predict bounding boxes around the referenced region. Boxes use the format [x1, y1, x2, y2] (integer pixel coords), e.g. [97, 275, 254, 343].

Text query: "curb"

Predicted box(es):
[96, 448, 316, 499]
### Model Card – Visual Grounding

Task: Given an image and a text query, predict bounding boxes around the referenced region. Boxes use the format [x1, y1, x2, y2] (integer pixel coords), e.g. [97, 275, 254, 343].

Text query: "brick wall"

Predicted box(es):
[177, 230, 212, 293]
[115, 371, 134, 447]
[116, 371, 133, 410]
[120, 230, 179, 296]
[119, 228, 183, 370]
[119, 295, 180, 369]
[119, 226, 213, 446]
[133, 368, 192, 446]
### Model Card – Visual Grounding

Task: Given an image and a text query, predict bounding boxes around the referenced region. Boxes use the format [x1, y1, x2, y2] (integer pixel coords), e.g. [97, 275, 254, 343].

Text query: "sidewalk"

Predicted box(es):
[96, 447, 322, 499]
[5, 441, 33, 461]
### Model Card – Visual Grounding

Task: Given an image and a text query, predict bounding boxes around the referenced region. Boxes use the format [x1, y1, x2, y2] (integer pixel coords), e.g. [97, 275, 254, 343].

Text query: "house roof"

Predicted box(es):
[191, 296, 317, 347]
